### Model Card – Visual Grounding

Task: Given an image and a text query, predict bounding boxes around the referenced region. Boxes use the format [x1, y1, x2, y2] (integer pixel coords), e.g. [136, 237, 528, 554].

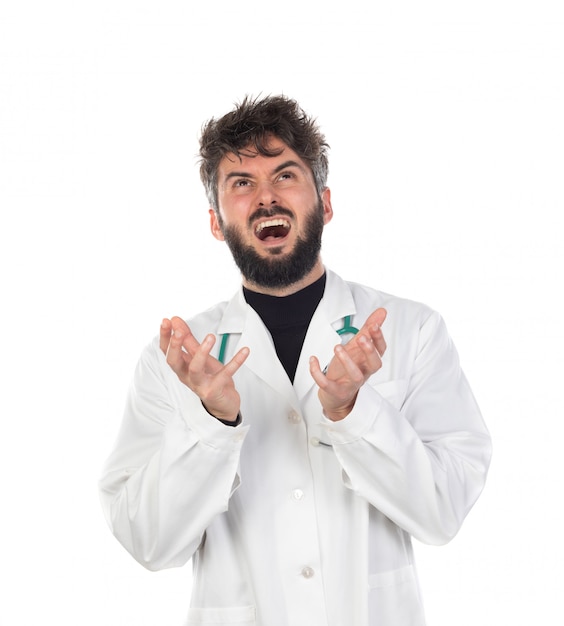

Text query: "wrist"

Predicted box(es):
[201, 401, 241, 425]
[321, 394, 357, 422]
[324, 407, 352, 422]
[216, 413, 242, 427]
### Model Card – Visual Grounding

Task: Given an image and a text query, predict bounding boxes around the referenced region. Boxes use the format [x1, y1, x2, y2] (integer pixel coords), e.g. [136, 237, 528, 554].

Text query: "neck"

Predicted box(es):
[242, 258, 325, 297]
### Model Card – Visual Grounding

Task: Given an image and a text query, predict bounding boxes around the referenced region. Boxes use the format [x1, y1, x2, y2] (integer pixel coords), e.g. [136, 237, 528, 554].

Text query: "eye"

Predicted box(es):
[277, 171, 295, 182]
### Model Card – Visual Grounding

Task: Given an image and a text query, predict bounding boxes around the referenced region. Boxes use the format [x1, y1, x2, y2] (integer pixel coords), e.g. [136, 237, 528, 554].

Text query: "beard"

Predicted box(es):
[219, 200, 325, 289]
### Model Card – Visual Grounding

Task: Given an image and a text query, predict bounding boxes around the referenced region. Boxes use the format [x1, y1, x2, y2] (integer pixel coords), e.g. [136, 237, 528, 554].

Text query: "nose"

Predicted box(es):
[256, 180, 279, 207]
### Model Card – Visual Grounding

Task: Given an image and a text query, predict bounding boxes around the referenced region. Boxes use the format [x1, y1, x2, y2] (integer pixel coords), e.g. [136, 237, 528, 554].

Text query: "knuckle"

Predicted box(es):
[352, 372, 364, 385]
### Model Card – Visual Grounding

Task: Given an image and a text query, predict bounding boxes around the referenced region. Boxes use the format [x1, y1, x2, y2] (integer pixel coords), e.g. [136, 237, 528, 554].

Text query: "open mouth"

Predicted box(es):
[255, 218, 291, 241]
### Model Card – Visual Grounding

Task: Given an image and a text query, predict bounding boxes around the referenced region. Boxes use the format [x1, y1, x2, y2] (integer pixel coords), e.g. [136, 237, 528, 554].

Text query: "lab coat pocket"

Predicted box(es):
[185, 605, 256, 625]
[368, 565, 425, 626]
[368, 378, 408, 410]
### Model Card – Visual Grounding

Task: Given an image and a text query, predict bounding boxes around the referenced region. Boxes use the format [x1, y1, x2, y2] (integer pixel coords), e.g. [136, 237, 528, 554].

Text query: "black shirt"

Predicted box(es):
[243, 273, 327, 382]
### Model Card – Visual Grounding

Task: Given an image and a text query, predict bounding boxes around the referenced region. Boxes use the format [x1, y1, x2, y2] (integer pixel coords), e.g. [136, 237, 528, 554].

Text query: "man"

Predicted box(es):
[99, 95, 492, 626]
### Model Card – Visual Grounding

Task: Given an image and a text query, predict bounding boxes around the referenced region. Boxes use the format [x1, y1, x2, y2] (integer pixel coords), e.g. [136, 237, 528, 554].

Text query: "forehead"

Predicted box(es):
[217, 137, 311, 179]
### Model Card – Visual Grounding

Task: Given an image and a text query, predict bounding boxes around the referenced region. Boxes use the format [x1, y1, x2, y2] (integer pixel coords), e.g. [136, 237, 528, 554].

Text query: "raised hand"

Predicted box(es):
[309, 308, 387, 421]
[160, 317, 249, 423]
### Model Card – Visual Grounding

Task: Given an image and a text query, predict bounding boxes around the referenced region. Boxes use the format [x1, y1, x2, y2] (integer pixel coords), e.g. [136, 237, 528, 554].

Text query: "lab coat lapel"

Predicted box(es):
[217, 289, 296, 404]
[240, 311, 297, 402]
[293, 270, 357, 401]
[216, 271, 357, 404]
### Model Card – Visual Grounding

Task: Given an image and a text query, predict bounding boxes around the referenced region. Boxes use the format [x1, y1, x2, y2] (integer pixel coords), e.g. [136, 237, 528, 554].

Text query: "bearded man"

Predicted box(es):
[100, 95, 491, 626]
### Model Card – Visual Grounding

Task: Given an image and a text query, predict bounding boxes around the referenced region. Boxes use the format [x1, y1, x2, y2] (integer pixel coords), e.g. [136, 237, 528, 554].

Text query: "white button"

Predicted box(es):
[287, 410, 301, 424]
[301, 566, 315, 579]
[310, 437, 320, 447]
[292, 489, 304, 501]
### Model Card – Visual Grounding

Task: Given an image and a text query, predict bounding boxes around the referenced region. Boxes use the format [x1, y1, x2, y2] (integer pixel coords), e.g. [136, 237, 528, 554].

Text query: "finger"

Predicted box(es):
[356, 307, 383, 333]
[342, 332, 378, 368]
[358, 334, 383, 373]
[366, 322, 387, 358]
[374, 331, 387, 357]
[188, 334, 216, 380]
[333, 345, 364, 386]
[350, 308, 385, 345]
[160, 318, 172, 354]
[368, 307, 387, 328]
[222, 346, 250, 377]
[169, 317, 203, 356]
[360, 308, 387, 356]
[166, 324, 193, 373]
[309, 355, 329, 389]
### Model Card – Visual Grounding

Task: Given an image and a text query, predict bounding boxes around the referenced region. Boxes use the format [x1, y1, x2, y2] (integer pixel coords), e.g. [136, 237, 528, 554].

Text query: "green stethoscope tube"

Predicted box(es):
[217, 315, 359, 365]
[218, 332, 230, 366]
[336, 315, 359, 337]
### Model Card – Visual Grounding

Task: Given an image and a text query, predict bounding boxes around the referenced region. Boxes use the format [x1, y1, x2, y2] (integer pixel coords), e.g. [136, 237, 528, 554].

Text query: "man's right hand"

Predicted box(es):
[160, 317, 250, 423]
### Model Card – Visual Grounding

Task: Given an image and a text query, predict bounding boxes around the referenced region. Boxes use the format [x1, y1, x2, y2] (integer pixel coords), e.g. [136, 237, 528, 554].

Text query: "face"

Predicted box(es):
[210, 137, 333, 292]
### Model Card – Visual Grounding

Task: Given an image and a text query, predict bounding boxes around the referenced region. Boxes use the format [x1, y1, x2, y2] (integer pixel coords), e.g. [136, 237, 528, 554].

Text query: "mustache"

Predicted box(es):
[248, 205, 294, 227]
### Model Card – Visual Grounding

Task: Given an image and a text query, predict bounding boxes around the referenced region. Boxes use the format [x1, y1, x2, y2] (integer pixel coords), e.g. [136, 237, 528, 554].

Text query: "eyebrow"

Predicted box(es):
[223, 160, 307, 183]
[272, 160, 307, 175]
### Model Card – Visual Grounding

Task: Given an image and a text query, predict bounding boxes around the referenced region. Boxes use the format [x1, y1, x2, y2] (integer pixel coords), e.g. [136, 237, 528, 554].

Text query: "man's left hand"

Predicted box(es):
[309, 308, 387, 421]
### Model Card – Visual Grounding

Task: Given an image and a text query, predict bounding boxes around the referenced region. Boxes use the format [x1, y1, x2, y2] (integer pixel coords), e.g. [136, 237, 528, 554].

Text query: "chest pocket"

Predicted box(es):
[368, 565, 425, 626]
[368, 379, 408, 411]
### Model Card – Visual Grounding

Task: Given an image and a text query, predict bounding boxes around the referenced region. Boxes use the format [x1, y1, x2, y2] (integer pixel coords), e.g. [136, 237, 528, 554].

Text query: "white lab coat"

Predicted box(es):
[99, 269, 491, 626]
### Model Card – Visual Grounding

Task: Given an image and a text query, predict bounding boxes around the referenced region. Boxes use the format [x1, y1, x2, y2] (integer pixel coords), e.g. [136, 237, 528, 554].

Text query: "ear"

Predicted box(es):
[209, 208, 225, 241]
[321, 187, 333, 225]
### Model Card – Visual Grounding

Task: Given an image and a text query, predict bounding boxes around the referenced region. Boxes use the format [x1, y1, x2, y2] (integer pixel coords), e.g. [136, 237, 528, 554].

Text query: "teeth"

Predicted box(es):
[255, 218, 290, 234]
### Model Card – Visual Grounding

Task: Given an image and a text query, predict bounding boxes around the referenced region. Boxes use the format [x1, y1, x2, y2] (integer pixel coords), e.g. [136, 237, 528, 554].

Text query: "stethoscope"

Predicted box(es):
[217, 315, 359, 364]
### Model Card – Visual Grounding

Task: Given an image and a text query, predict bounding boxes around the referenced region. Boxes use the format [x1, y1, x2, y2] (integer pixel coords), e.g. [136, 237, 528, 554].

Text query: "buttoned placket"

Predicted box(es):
[281, 406, 328, 625]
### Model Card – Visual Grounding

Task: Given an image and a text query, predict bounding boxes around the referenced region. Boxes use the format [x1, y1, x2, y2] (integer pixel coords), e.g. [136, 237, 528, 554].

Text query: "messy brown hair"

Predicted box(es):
[199, 95, 330, 212]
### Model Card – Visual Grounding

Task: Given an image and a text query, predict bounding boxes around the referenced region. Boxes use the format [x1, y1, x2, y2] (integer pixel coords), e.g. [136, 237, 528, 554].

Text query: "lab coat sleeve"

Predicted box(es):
[99, 338, 249, 571]
[322, 309, 492, 546]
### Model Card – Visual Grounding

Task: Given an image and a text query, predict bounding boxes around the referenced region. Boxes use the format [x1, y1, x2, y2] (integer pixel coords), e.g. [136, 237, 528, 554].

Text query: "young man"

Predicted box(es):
[100, 95, 492, 626]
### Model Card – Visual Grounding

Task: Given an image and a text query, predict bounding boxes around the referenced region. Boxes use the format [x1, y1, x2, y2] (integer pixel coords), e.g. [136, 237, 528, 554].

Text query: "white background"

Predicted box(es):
[1, 1, 562, 624]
